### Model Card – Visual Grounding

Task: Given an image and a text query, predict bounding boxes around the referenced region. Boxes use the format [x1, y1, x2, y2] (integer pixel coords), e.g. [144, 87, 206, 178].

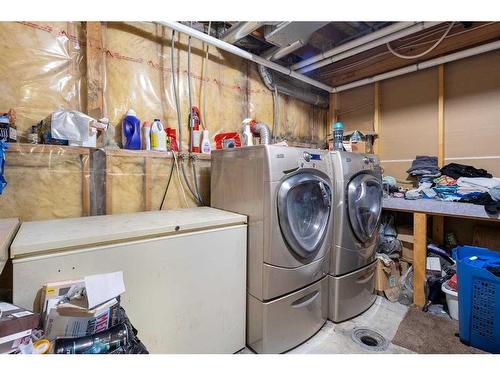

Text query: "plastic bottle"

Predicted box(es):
[333, 121, 344, 151]
[190, 107, 201, 153]
[166, 127, 178, 152]
[200, 129, 211, 154]
[142, 121, 151, 150]
[122, 109, 141, 150]
[151, 119, 167, 151]
[242, 125, 253, 147]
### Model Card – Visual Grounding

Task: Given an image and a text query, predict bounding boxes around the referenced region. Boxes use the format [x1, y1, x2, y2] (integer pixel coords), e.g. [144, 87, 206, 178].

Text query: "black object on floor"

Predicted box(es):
[392, 307, 487, 354]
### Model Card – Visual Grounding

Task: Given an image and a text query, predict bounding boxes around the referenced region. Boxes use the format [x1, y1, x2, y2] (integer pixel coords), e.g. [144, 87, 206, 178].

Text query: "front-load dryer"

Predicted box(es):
[327, 151, 383, 322]
[211, 145, 332, 353]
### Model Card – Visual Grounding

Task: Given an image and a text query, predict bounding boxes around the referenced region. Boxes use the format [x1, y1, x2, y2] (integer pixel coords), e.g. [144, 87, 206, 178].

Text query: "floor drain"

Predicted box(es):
[351, 327, 389, 352]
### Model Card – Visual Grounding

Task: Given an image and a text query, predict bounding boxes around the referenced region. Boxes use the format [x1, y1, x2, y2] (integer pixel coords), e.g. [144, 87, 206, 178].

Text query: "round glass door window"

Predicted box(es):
[277, 173, 332, 259]
[347, 173, 383, 244]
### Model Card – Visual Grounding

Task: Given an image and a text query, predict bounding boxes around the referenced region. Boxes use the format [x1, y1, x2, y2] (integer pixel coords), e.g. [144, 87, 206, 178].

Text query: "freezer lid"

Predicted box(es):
[10, 207, 247, 258]
[0, 218, 20, 273]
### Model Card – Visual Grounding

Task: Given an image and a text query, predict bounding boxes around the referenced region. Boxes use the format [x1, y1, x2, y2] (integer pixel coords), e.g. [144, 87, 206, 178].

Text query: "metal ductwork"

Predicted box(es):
[258, 65, 329, 108]
[257, 22, 330, 108]
[251, 122, 271, 145]
[221, 22, 267, 44]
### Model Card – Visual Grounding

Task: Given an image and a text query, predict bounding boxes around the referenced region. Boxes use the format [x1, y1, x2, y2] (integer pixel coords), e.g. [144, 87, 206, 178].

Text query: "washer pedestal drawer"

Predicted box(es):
[328, 261, 377, 322]
[247, 277, 328, 353]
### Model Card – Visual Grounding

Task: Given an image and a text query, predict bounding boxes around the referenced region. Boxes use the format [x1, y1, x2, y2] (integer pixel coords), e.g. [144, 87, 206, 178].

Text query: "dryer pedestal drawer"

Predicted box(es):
[328, 261, 377, 322]
[247, 277, 328, 354]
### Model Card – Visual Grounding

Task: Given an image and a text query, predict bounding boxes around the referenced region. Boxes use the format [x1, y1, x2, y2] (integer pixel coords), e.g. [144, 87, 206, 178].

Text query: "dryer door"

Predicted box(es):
[277, 172, 332, 259]
[347, 173, 383, 244]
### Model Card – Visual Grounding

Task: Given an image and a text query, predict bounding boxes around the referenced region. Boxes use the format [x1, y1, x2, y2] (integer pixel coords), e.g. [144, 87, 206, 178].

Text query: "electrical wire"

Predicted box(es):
[387, 22, 455, 60]
[159, 155, 175, 210]
[173, 152, 190, 208]
[320, 22, 493, 77]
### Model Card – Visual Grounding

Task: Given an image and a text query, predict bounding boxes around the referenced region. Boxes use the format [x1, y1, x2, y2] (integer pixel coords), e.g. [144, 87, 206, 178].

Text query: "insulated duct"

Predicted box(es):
[258, 65, 329, 108]
[251, 122, 271, 145]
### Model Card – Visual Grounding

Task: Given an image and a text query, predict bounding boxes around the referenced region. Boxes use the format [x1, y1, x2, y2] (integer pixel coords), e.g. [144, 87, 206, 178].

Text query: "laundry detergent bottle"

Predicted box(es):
[122, 109, 141, 150]
[151, 118, 167, 151]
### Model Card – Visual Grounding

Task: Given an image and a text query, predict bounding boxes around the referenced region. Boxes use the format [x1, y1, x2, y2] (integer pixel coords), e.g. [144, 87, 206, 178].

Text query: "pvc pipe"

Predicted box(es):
[296, 22, 442, 73]
[331, 40, 500, 93]
[291, 22, 417, 70]
[155, 21, 333, 92]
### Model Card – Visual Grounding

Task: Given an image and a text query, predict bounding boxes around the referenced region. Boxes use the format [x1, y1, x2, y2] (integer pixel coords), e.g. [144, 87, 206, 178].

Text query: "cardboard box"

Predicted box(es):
[42, 271, 125, 340]
[44, 298, 121, 340]
[0, 302, 40, 354]
[375, 258, 401, 302]
[401, 241, 414, 262]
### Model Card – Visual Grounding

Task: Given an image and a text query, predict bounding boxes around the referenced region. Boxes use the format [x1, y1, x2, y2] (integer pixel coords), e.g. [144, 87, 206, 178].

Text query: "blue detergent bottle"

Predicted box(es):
[333, 121, 344, 151]
[122, 109, 141, 150]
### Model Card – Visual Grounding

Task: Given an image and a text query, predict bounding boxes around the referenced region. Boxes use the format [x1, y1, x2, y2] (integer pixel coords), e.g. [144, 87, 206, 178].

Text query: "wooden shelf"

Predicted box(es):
[102, 148, 211, 160]
[6, 143, 90, 155]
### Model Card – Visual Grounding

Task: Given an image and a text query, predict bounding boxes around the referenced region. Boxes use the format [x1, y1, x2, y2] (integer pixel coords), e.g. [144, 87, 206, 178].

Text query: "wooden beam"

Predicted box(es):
[81, 155, 90, 216]
[328, 93, 339, 125]
[432, 215, 445, 245]
[438, 64, 445, 168]
[373, 82, 381, 155]
[86, 22, 105, 120]
[105, 157, 113, 214]
[144, 158, 153, 211]
[413, 212, 428, 307]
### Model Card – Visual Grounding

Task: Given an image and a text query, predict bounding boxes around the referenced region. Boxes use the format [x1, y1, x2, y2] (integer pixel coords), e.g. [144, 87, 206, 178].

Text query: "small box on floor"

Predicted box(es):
[41, 271, 125, 340]
[0, 302, 40, 354]
[375, 257, 401, 302]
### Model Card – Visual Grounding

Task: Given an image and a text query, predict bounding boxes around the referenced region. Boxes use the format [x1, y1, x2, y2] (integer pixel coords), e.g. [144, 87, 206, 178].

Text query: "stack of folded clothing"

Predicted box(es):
[406, 156, 441, 177]
[440, 162, 492, 179]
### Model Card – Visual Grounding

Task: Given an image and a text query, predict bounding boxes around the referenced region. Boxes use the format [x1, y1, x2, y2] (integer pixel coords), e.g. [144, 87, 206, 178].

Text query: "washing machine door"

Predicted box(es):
[347, 173, 383, 244]
[277, 172, 332, 259]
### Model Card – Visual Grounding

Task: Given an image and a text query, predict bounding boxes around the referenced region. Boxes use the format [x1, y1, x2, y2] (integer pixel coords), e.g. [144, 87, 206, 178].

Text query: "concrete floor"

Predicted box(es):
[239, 296, 415, 354]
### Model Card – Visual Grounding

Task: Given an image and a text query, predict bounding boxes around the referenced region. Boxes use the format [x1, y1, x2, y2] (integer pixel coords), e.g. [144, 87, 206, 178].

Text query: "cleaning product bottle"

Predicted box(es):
[122, 109, 141, 150]
[242, 124, 253, 147]
[166, 127, 179, 152]
[142, 121, 151, 150]
[151, 119, 167, 151]
[189, 106, 201, 153]
[201, 129, 211, 154]
[333, 121, 344, 151]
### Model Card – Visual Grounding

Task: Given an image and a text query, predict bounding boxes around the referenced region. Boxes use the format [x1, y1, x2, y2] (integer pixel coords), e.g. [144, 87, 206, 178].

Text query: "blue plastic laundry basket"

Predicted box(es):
[453, 245, 500, 353]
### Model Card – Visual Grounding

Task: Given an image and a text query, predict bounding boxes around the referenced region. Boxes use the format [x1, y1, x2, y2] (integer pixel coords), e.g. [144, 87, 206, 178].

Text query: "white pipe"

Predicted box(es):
[331, 40, 500, 93]
[155, 21, 333, 92]
[291, 22, 417, 70]
[296, 22, 442, 73]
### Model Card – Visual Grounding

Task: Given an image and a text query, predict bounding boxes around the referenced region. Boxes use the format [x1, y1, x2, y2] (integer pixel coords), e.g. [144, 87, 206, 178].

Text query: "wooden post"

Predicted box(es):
[413, 212, 427, 307]
[144, 158, 153, 211]
[432, 215, 445, 245]
[438, 64, 445, 168]
[81, 154, 90, 216]
[373, 82, 381, 155]
[105, 157, 113, 214]
[86, 22, 105, 120]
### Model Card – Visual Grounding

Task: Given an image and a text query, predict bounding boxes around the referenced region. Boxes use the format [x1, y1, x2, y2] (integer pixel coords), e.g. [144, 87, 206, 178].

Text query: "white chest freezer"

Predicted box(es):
[10, 207, 247, 354]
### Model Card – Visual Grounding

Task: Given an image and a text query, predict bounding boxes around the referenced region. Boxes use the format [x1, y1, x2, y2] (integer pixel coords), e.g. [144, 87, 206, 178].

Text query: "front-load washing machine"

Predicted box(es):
[211, 145, 332, 353]
[327, 151, 383, 322]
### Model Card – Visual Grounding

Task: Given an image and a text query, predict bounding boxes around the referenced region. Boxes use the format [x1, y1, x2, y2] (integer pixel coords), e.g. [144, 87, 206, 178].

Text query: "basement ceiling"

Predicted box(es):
[200, 21, 500, 88]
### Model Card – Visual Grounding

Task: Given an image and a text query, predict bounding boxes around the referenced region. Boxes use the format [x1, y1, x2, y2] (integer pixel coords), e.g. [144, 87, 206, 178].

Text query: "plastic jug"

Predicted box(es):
[122, 109, 141, 150]
[151, 119, 167, 151]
